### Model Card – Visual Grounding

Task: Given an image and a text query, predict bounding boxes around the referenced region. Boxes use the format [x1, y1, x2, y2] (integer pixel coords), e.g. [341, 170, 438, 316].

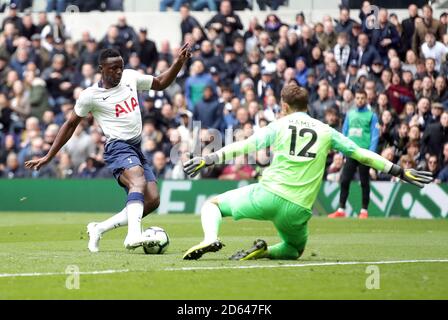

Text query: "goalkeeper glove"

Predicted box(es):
[183, 153, 220, 178]
[389, 164, 434, 188]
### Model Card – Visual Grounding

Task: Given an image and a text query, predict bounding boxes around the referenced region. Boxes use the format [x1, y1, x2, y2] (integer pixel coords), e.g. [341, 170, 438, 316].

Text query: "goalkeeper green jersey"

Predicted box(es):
[216, 112, 393, 210]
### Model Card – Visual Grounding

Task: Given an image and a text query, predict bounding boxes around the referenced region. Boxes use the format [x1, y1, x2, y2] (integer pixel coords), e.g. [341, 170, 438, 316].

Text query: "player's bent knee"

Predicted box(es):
[129, 177, 146, 192]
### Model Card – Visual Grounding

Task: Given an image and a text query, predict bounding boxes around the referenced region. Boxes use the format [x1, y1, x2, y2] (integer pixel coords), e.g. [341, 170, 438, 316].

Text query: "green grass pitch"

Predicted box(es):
[0, 213, 447, 299]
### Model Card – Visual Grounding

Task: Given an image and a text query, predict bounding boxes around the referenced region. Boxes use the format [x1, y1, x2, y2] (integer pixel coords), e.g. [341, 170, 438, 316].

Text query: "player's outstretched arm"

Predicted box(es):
[151, 42, 191, 91]
[330, 128, 433, 188]
[25, 111, 83, 170]
[184, 124, 276, 178]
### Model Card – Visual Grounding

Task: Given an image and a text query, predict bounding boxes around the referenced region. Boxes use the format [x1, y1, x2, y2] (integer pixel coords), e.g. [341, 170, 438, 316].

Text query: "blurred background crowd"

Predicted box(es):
[0, 0, 447, 183]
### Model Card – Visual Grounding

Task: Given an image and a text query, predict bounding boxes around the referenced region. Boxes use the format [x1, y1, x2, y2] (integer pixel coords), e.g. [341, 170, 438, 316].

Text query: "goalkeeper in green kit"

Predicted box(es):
[182, 84, 433, 261]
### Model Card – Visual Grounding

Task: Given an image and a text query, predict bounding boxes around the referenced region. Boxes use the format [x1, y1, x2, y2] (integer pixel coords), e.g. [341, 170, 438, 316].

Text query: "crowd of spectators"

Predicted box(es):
[160, 0, 286, 12]
[0, 1, 124, 13]
[0, 1, 448, 183]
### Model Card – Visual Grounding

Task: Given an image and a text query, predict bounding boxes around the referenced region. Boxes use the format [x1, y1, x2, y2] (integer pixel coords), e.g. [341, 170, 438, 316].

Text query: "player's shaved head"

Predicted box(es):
[281, 84, 309, 112]
[99, 49, 123, 88]
[99, 48, 122, 65]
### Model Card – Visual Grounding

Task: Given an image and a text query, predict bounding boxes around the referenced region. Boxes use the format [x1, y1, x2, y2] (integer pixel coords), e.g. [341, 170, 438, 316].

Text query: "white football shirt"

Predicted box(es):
[74, 69, 154, 142]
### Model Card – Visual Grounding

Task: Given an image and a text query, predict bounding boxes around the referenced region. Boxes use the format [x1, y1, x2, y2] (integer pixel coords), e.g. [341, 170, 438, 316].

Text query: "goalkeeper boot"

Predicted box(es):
[183, 240, 224, 260]
[124, 233, 160, 250]
[229, 239, 268, 261]
[87, 222, 101, 253]
[328, 209, 346, 218]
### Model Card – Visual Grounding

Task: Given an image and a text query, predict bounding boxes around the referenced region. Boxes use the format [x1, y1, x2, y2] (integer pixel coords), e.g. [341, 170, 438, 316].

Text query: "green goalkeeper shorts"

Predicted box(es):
[216, 183, 312, 252]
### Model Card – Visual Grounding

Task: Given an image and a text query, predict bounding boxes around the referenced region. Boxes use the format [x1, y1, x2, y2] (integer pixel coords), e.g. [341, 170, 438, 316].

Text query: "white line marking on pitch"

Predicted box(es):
[0, 269, 129, 278]
[164, 259, 448, 271]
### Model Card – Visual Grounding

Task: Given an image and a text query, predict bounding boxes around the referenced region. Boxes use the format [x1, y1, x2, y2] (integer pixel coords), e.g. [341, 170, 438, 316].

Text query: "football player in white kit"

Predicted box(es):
[25, 45, 191, 252]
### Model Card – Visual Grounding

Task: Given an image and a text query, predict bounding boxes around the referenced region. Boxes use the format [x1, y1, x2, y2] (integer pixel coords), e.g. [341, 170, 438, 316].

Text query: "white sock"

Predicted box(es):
[127, 200, 144, 238]
[360, 208, 368, 214]
[96, 208, 127, 234]
[338, 207, 345, 213]
[201, 201, 222, 244]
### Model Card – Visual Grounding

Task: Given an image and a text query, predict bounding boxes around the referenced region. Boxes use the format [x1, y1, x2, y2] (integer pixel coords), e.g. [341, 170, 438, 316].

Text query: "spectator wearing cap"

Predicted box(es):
[1, 3, 23, 31]
[351, 33, 380, 69]
[185, 60, 215, 111]
[369, 57, 384, 84]
[364, 9, 400, 65]
[345, 59, 358, 90]
[413, 4, 446, 56]
[180, 4, 202, 41]
[400, 4, 419, 57]
[193, 85, 223, 130]
[421, 32, 448, 72]
[429, 102, 445, 125]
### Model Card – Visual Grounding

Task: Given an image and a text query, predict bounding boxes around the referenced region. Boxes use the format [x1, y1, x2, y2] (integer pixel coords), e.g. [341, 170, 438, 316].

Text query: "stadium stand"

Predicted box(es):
[0, 1, 447, 183]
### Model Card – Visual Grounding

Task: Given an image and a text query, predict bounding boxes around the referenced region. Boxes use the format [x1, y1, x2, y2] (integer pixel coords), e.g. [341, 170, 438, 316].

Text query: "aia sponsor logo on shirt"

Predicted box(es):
[115, 97, 139, 117]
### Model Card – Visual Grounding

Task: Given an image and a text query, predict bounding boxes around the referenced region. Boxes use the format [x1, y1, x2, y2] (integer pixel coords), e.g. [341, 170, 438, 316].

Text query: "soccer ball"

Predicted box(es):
[142, 226, 170, 254]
